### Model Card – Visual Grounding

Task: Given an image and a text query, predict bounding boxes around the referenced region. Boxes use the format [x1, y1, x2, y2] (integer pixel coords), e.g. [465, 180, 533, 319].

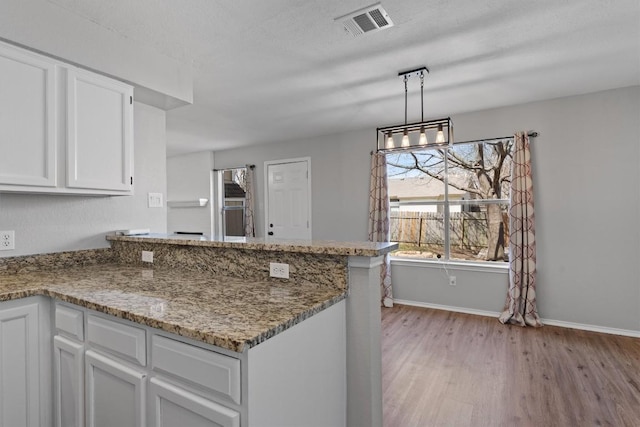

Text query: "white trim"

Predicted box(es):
[393, 299, 640, 338]
[541, 319, 640, 338]
[393, 299, 500, 318]
[391, 258, 509, 274]
[348, 255, 383, 269]
[264, 157, 312, 240]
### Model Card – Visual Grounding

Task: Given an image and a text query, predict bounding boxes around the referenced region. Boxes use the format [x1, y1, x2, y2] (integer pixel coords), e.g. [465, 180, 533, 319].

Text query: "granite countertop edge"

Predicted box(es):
[0, 276, 347, 354]
[106, 234, 398, 257]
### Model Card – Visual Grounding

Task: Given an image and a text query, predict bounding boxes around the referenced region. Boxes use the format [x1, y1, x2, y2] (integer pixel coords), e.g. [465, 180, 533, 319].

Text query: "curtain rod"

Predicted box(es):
[372, 131, 538, 154]
[453, 131, 538, 146]
[213, 164, 255, 172]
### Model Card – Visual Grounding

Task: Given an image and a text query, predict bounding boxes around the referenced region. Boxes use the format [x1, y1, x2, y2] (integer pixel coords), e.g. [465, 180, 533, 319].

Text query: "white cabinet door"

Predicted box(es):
[85, 350, 146, 427]
[67, 67, 133, 192]
[0, 300, 41, 427]
[149, 377, 240, 427]
[53, 335, 84, 427]
[0, 42, 57, 187]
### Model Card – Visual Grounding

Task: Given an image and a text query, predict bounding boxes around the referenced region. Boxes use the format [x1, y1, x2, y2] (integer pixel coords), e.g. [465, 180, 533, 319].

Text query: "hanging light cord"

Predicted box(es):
[420, 71, 424, 122]
[404, 74, 408, 125]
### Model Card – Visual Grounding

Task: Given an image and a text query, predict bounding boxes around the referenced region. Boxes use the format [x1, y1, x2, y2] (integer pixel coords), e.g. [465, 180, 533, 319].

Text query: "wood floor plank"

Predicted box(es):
[382, 305, 640, 427]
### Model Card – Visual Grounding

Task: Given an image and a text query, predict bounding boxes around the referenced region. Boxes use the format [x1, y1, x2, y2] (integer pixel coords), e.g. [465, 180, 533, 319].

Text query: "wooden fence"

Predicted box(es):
[390, 211, 492, 250]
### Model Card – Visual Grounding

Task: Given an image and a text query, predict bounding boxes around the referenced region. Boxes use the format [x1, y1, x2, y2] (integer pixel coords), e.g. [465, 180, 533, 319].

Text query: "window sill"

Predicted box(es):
[390, 257, 510, 274]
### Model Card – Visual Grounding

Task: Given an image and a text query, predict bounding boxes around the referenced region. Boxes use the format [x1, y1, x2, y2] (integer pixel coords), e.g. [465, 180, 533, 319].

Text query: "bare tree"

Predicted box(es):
[387, 140, 512, 261]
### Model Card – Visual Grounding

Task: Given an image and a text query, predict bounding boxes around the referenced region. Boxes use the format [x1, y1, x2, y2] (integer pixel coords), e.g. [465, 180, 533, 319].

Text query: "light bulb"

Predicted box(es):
[419, 126, 427, 145]
[401, 130, 410, 147]
[386, 132, 395, 149]
[436, 124, 445, 144]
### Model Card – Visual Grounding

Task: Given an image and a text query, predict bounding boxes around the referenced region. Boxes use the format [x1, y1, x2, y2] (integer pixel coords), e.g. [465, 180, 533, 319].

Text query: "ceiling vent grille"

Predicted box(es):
[335, 3, 394, 37]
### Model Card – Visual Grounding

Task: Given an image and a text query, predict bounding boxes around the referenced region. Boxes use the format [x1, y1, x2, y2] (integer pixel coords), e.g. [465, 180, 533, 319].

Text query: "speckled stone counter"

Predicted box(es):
[0, 263, 345, 352]
[106, 233, 397, 257]
[107, 234, 397, 291]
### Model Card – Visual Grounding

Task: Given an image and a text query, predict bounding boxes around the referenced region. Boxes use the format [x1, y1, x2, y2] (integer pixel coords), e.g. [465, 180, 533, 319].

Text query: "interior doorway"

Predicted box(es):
[214, 167, 249, 238]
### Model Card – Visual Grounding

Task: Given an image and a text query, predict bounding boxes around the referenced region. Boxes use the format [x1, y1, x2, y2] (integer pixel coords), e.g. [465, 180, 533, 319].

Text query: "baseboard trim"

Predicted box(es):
[393, 299, 640, 338]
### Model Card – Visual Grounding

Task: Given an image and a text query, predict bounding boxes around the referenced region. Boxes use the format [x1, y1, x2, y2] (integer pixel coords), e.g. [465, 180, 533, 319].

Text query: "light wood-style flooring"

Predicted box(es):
[382, 305, 640, 427]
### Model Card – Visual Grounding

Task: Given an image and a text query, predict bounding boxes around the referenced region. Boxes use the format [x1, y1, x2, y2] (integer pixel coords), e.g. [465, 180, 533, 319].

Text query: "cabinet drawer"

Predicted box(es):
[87, 315, 146, 366]
[151, 335, 240, 404]
[55, 304, 84, 340]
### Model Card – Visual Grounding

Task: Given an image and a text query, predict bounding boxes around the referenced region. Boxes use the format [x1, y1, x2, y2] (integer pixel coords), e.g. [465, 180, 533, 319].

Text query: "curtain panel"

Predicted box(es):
[499, 132, 542, 327]
[244, 165, 256, 237]
[368, 152, 393, 307]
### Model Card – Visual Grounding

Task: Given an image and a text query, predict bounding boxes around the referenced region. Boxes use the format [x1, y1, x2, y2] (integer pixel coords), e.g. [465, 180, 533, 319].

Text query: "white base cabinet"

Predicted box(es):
[53, 336, 84, 427]
[149, 377, 240, 427]
[0, 297, 51, 427]
[52, 299, 347, 427]
[85, 350, 146, 427]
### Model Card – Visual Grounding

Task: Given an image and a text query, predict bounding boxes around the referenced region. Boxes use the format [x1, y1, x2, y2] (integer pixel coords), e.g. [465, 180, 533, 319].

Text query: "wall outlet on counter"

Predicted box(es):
[0, 231, 15, 250]
[270, 262, 289, 279]
[141, 250, 154, 263]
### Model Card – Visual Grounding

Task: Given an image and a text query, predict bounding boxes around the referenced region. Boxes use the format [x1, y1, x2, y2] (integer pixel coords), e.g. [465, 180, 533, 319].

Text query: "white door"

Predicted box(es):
[149, 377, 240, 427]
[66, 67, 133, 192]
[0, 42, 57, 187]
[53, 335, 84, 427]
[265, 159, 311, 240]
[85, 350, 146, 427]
[0, 301, 40, 427]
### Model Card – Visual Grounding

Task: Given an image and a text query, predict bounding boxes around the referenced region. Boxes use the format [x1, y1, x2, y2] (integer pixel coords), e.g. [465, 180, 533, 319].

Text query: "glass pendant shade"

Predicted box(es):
[401, 130, 410, 147]
[386, 131, 395, 149]
[419, 126, 427, 145]
[436, 124, 445, 144]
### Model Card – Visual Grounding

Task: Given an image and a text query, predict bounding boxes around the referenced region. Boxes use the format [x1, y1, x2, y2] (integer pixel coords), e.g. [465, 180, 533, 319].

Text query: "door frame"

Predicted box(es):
[264, 157, 312, 240]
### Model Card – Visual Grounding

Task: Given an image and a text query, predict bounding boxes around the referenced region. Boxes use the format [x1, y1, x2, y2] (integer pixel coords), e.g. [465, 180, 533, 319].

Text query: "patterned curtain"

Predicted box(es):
[368, 152, 393, 307]
[244, 165, 256, 237]
[499, 132, 542, 327]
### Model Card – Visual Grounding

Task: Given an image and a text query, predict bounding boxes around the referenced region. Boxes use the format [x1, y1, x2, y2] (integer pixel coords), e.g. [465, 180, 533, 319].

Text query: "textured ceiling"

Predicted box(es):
[49, 0, 640, 155]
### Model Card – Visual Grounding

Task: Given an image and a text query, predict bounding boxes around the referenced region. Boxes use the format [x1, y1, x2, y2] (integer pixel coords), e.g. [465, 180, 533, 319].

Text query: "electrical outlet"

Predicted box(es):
[141, 250, 154, 263]
[0, 230, 15, 251]
[449, 276, 456, 286]
[269, 262, 289, 279]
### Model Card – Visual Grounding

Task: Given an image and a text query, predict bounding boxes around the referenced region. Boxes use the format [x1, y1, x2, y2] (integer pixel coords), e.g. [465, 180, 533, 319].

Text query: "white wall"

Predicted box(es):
[0, 102, 167, 256]
[212, 86, 640, 332]
[166, 151, 214, 235]
[214, 128, 373, 241]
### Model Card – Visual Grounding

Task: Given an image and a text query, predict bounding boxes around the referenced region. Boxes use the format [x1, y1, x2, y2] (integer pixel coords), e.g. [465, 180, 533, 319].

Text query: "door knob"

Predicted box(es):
[268, 231, 274, 236]
[269, 223, 273, 228]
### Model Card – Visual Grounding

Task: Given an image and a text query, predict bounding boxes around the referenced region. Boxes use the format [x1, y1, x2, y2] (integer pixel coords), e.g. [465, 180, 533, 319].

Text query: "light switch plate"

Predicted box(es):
[148, 193, 163, 208]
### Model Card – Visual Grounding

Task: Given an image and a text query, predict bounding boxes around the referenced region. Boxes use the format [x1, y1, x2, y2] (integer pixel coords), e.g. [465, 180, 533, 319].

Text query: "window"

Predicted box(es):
[386, 139, 512, 263]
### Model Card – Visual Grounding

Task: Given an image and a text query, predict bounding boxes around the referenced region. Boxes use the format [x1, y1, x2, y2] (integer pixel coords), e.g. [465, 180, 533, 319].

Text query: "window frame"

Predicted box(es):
[386, 141, 511, 265]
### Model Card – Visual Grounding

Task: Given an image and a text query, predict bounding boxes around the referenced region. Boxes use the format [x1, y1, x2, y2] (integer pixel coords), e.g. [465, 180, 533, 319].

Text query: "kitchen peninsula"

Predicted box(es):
[0, 234, 397, 427]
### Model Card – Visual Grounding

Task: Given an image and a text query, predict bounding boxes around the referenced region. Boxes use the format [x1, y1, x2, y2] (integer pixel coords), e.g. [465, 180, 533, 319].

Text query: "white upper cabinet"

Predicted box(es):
[0, 43, 57, 188]
[0, 40, 134, 195]
[67, 68, 133, 192]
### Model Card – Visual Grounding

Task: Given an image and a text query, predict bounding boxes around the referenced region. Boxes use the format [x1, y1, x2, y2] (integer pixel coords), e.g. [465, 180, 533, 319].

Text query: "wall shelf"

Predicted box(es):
[167, 199, 209, 208]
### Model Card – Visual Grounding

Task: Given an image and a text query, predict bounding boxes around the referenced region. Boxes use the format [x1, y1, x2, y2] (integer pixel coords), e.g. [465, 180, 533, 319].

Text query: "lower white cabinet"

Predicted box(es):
[48, 300, 346, 427]
[85, 350, 147, 427]
[53, 335, 84, 427]
[149, 377, 240, 427]
[0, 297, 50, 427]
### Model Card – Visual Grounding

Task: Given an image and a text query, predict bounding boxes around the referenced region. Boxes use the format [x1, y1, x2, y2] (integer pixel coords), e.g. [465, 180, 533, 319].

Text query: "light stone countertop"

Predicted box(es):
[106, 233, 398, 257]
[0, 263, 346, 353]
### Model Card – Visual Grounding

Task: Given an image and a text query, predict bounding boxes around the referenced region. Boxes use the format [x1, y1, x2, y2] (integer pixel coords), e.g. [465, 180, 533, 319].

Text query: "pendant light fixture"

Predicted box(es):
[376, 66, 453, 152]
[386, 131, 394, 148]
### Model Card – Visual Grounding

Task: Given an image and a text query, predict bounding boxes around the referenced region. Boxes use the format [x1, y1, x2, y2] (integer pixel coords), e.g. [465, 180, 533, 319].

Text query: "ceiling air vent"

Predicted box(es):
[335, 3, 394, 37]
